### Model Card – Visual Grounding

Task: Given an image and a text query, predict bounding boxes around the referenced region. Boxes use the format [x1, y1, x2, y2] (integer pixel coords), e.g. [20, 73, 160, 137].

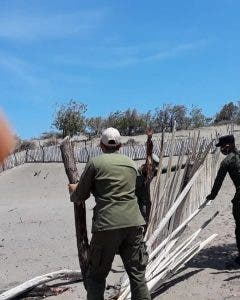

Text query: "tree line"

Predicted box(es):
[50, 100, 240, 139]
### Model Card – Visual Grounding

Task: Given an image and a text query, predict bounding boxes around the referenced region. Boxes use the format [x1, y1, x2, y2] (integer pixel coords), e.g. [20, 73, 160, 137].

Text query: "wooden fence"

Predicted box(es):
[0, 137, 214, 174]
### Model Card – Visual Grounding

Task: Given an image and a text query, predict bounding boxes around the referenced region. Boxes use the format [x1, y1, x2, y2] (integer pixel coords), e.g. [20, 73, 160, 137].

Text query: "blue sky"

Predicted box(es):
[0, 0, 239, 139]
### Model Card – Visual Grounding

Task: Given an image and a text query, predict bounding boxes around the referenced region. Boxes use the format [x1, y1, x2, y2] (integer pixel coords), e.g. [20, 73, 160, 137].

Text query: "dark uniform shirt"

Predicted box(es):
[136, 163, 187, 220]
[210, 150, 240, 201]
[71, 151, 145, 232]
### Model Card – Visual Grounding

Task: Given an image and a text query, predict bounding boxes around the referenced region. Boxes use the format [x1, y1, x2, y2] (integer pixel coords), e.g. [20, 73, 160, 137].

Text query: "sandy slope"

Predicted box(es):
[1, 125, 240, 299]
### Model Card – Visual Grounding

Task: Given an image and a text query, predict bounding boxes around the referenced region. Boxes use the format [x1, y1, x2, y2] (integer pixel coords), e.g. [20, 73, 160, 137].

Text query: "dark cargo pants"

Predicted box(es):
[232, 200, 240, 253]
[85, 226, 151, 300]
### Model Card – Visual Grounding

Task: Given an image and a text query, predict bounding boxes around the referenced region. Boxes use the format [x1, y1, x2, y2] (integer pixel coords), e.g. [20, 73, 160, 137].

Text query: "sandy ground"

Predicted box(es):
[1, 125, 240, 299]
[0, 163, 123, 299]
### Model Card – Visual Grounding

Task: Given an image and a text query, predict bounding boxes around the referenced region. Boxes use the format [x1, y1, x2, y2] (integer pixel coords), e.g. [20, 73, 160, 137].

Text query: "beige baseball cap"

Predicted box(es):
[101, 127, 121, 146]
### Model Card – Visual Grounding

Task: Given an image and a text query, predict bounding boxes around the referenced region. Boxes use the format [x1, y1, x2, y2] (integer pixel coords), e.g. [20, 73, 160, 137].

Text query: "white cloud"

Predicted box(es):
[0, 52, 90, 96]
[0, 53, 39, 86]
[56, 40, 207, 69]
[0, 9, 107, 40]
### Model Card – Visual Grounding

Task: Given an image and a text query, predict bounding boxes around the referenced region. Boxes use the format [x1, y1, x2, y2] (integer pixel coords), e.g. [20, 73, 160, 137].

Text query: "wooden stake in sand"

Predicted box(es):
[144, 128, 154, 225]
[60, 137, 89, 283]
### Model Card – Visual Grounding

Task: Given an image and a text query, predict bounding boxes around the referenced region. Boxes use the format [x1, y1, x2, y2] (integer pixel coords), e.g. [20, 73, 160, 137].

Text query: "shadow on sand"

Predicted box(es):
[152, 243, 240, 298]
[186, 243, 240, 271]
[152, 268, 203, 298]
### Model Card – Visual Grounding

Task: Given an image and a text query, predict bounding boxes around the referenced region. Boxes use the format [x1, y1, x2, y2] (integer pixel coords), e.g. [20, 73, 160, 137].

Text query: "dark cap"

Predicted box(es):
[215, 134, 235, 147]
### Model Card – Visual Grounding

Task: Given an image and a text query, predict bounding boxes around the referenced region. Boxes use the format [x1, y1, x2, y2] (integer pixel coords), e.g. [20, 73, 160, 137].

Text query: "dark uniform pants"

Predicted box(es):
[232, 200, 240, 253]
[85, 226, 151, 300]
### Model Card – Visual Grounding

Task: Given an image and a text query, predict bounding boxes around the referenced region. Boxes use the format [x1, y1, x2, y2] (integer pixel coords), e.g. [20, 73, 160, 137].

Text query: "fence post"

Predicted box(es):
[25, 149, 29, 163]
[38, 145, 44, 162]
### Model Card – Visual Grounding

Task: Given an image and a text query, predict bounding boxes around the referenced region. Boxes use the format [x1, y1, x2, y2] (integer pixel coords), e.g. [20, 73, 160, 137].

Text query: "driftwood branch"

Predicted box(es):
[0, 269, 81, 300]
[19, 284, 69, 298]
[60, 137, 79, 183]
[60, 137, 89, 282]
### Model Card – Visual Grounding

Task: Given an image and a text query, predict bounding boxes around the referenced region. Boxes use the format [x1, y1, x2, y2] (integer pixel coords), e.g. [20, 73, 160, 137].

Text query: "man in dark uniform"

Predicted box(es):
[69, 127, 151, 300]
[136, 154, 159, 224]
[206, 134, 240, 263]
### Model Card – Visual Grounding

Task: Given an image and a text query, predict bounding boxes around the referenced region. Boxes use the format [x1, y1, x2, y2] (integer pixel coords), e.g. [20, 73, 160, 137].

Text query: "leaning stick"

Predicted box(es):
[146, 165, 204, 249]
[120, 238, 179, 292]
[148, 201, 214, 262]
[0, 270, 82, 300]
[147, 212, 218, 281]
[147, 234, 217, 292]
[147, 217, 212, 280]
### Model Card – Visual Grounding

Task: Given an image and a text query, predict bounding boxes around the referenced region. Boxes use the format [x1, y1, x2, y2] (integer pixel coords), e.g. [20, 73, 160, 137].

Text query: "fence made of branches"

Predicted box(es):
[117, 130, 221, 299]
[0, 136, 215, 174]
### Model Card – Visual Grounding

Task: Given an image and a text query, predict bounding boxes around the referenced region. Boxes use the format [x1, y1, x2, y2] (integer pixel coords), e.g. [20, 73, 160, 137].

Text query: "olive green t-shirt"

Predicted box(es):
[71, 151, 145, 232]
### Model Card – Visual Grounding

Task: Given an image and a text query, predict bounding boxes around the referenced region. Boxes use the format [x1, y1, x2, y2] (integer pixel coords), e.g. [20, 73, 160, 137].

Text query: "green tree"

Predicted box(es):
[214, 101, 238, 124]
[52, 100, 87, 137]
[105, 110, 124, 129]
[154, 104, 172, 132]
[233, 101, 240, 124]
[170, 105, 189, 131]
[189, 105, 206, 128]
[119, 109, 147, 136]
[105, 109, 148, 136]
[154, 104, 189, 132]
[86, 117, 105, 136]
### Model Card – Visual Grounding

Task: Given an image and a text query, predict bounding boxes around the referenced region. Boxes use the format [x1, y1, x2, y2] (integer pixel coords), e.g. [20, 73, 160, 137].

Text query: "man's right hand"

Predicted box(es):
[68, 183, 78, 195]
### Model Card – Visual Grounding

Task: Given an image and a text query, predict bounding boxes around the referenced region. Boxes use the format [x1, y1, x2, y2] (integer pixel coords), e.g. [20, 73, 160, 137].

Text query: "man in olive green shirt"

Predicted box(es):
[69, 127, 151, 300]
[206, 134, 240, 264]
